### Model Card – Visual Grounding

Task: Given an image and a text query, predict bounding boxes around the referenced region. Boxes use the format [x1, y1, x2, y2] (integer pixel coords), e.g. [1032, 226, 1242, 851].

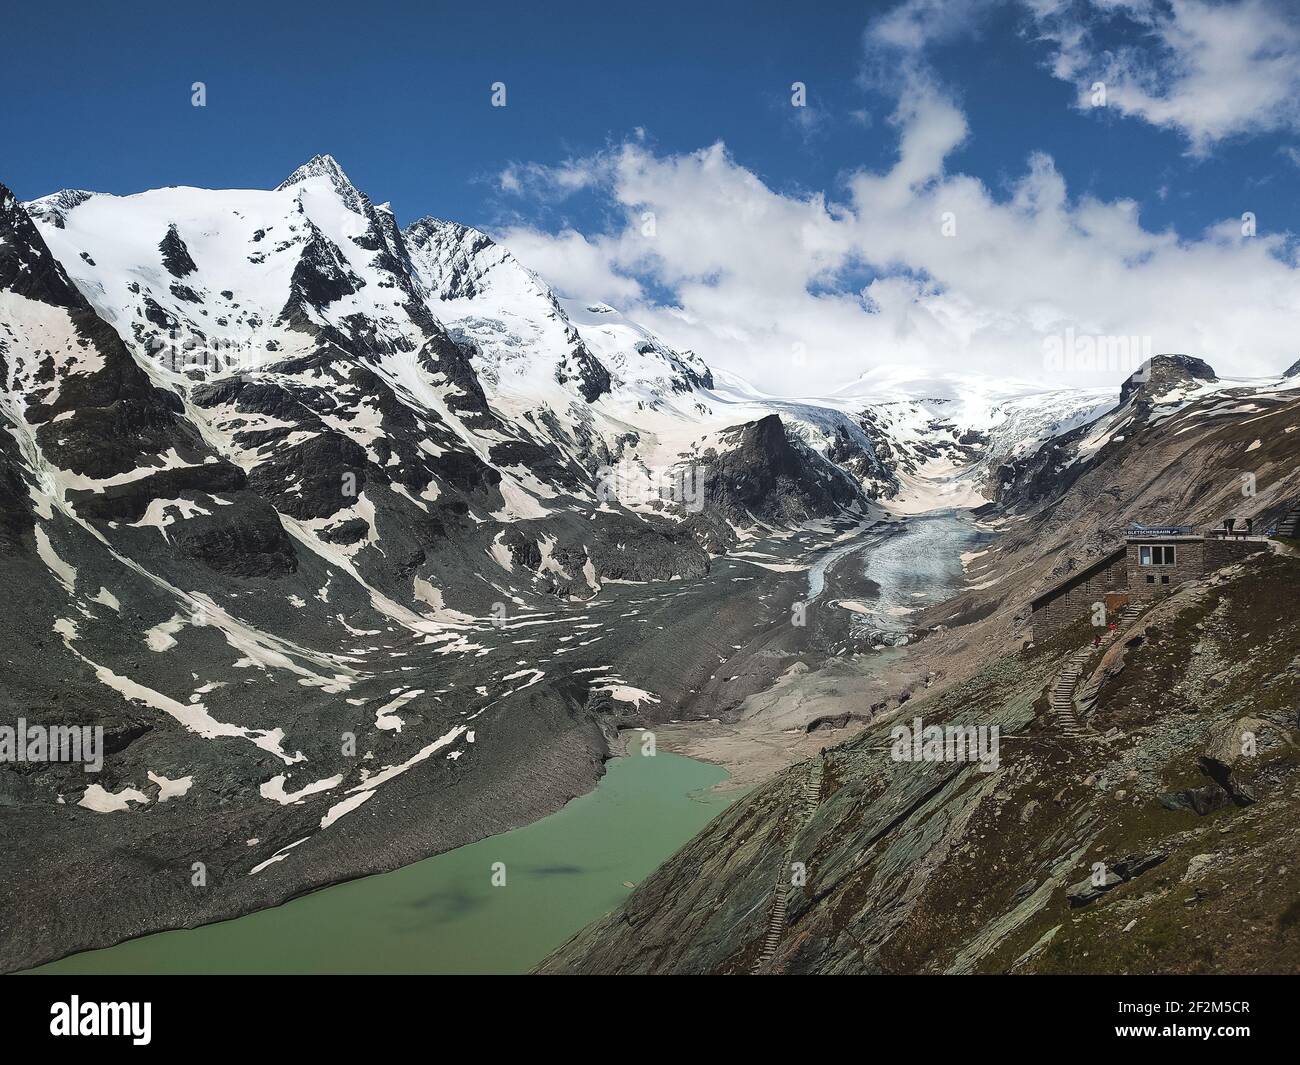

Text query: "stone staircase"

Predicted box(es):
[804, 758, 824, 814]
[758, 890, 788, 967]
[1054, 604, 1142, 737]
[1050, 649, 1091, 739]
[754, 758, 824, 973]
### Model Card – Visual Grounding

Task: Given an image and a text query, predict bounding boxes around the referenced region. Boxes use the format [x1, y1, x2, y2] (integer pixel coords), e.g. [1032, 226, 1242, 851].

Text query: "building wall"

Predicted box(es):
[1031, 536, 1269, 637]
[1127, 537, 1269, 603]
[1031, 551, 1128, 638]
[1204, 537, 1270, 569]
[1126, 537, 1203, 604]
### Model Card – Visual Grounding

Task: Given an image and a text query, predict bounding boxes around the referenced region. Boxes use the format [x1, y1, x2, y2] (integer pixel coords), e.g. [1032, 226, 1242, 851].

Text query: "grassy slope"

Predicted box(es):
[1020, 552, 1300, 973]
[540, 554, 1300, 974]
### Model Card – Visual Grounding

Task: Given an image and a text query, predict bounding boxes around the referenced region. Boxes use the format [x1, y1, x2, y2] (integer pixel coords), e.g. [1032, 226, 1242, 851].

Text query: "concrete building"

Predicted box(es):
[1030, 524, 1269, 639]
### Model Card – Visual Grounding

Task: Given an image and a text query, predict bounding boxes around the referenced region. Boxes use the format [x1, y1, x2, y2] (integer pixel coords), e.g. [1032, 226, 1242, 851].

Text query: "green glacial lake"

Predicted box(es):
[31, 751, 732, 975]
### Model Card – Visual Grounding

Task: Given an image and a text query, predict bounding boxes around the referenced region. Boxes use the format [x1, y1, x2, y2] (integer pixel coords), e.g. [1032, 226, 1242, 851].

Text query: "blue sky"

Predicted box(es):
[1, 0, 877, 220]
[5, 0, 1300, 391]
[4, 0, 1294, 236]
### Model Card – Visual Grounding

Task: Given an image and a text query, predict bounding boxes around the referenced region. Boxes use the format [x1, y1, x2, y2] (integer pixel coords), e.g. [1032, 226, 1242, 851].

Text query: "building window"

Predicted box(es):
[1161, 575, 1170, 584]
[1147, 575, 1155, 583]
[1138, 544, 1176, 566]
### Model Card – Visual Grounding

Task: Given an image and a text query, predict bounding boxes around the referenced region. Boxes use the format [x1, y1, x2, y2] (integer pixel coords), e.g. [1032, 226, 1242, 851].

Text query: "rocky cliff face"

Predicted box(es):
[999, 355, 1240, 510]
[1118, 353, 1217, 409]
[700, 414, 863, 526]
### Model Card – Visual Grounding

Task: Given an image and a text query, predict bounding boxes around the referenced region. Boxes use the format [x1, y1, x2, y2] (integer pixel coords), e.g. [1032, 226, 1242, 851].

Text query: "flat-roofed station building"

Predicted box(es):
[1029, 522, 1270, 639]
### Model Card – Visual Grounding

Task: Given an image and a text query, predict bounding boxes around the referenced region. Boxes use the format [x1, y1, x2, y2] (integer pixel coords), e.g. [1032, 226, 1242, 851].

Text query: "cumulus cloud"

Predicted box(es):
[864, 0, 1300, 153]
[495, 134, 1299, 394]
[486, 1, 1300, 396]
[496, 156, 611, 200]
[1029, 0, 1300, 152]
[500, 226, 644, 305]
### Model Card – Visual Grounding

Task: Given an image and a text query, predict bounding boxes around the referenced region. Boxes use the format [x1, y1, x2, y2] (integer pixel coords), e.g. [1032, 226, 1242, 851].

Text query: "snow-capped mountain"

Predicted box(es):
[404, 216, 714, 412]
[1, 156, 891, 965]
[11, 157, 930, 669]
[8, 154, 1176, 660]
[756, 367, 1120, 512]
[10, 153, 1249, 973]
[998, 354, 1300, 509]
[563, 299, 714, 403]
[404, 215, 614, 405]
[400, 204, 886, 526]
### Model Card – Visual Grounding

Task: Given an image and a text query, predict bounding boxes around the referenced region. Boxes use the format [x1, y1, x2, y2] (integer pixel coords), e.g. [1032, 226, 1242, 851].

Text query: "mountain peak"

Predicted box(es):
[276, 154, 370, 214]
[0, 181, 88, 309]
[1120, 354, 1217, 406]
[277, 153, 351, 188]
[405, 216, 515, 302]
[23, 188, 98, 229]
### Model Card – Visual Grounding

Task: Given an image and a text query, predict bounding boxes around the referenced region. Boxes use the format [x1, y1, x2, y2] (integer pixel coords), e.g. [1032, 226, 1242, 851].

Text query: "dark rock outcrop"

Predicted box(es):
[1119, 354, 1216, 409]
[695, 414, 863, 533]
[158, 224, 198, 278]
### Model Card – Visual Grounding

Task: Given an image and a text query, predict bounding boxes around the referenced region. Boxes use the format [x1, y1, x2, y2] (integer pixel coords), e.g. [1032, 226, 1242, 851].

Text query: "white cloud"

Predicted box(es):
[1029, 0, 1300, 153]
[496, 156, 611, 201]
[494, 124, 1300, 395]
[881, 80, 969, 197]
[865, 0, 1002, 54]
[485, 3, 1300, 396]
[498, 226, 644, 305]
[864, 0, 1300, 154]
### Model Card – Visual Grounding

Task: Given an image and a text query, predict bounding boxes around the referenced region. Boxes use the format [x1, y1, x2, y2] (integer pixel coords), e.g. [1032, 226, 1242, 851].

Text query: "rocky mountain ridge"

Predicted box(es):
[0, 159, 882, 972]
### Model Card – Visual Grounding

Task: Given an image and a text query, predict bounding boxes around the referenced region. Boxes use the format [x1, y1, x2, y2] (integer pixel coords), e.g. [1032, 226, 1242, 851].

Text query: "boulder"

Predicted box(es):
[1159, 783, 1232, 815]
[1068, 869, 1122, 907]
[1112, 849, 1168, 880]
[1200, 716, 1267, 776]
